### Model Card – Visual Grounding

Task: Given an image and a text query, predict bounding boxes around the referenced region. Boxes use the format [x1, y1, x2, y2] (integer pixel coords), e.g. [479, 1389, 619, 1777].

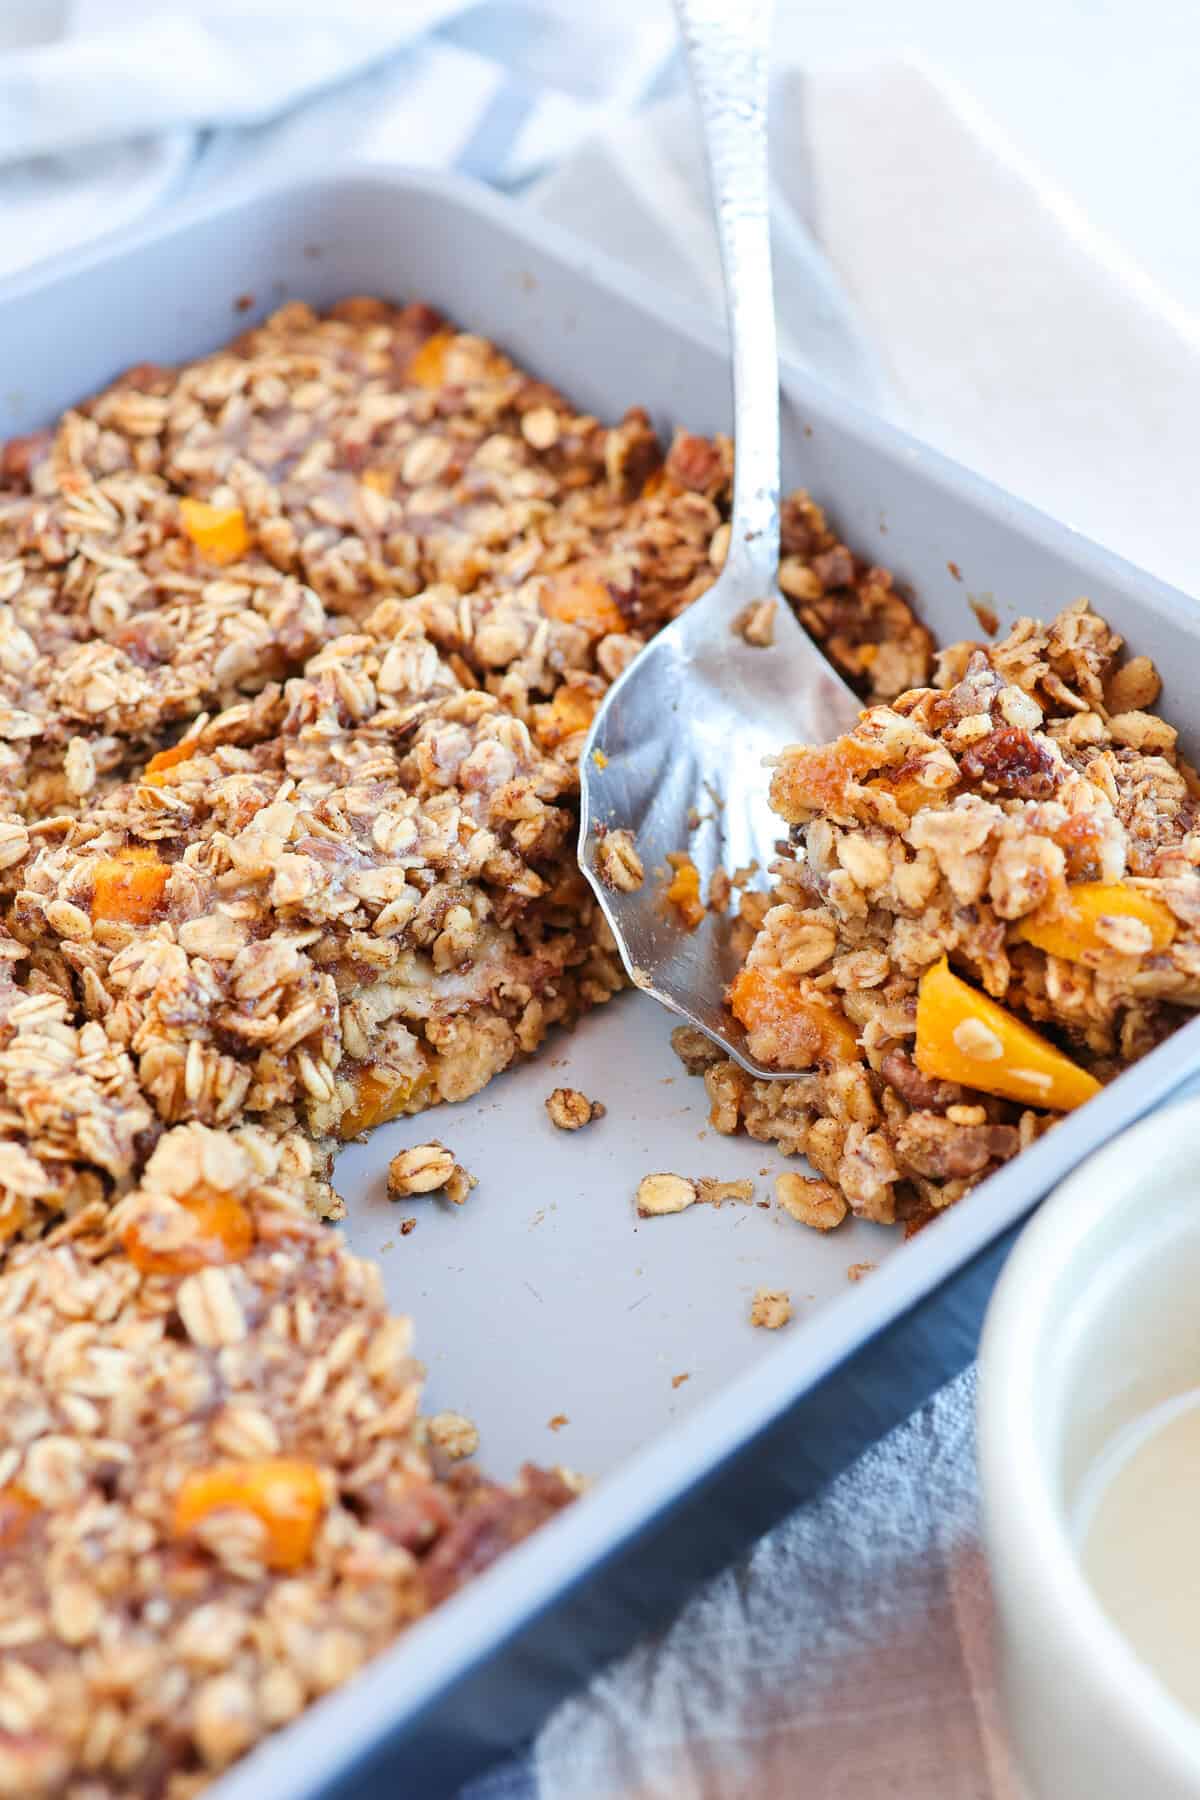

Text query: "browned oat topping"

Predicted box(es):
[692, 600, 1200, 1232]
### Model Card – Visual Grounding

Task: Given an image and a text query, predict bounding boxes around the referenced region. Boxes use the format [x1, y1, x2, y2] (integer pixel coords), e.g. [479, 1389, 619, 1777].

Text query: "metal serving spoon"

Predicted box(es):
[577, 0, 861, 1079]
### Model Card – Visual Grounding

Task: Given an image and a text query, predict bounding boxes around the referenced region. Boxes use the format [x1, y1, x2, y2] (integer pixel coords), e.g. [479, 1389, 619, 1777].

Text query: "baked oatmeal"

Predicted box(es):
[0, 300, 924, 1228]
[0, 292, 1077, 1793]
[698, 601, 1200, 1231]
[0, 1125, 573, 1796]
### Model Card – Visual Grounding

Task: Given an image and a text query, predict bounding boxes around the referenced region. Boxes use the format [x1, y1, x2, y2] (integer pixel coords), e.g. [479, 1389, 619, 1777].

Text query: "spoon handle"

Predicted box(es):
[674, 0, 779, 603]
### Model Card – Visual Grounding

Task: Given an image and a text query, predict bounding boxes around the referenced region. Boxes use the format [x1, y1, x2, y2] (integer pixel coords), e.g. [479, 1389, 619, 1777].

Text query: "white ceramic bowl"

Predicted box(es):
[978, 1092, 1200, 1799]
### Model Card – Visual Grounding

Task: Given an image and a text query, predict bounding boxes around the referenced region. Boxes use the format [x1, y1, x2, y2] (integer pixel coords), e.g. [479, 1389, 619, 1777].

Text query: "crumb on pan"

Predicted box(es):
[847, 1261, 876, 1281]
[635, 1172, 697, 1216]
[545, 1086, 605, 1130]
[776, 1172, 847, 1231]
[696, 1177, 755, 1206]
[388, 1142, 457, 1196]
[427, 1411, 481, 1461]
[750, 1287, 793, 1329]
[444, 1164, 478, 1206]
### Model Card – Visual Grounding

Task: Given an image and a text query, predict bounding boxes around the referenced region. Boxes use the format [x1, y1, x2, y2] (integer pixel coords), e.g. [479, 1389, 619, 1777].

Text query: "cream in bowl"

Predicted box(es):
[1078, 1388, 1200, 1719]
[979, 1093, 1200, 1800]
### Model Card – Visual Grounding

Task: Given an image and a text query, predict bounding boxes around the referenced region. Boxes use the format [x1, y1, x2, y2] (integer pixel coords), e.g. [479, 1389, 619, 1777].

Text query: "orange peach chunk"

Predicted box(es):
[915, 956, 1101, 1111]
[407, 329, 453, 389]
[540, 569, 626, 637]
[174, 1459, 325, 1571]
[90, 847, 170, 924]
[179, 498, 249, 566]
[0, 1484, 37, 1551]
[768, 735, 882, 823]
[640, 466, 676, 500]
[865, 768, 957, 816]
[338, 1068, 434, 1138]
[728, 965, 859, 1068]
[665, 857, 705, 931]
[142, 738, 201, 785]
[1018, 882, 1176, 963]
[535, 685, 599, 751]
[121, 1183, 254, 1276]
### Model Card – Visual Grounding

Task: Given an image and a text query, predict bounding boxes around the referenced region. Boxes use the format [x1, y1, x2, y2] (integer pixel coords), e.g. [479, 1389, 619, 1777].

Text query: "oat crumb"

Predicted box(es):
[546, 1087, 605, 1131]
[595, 828, 644, 892]
[776, 1172, 847, 1232]
[388, 1143, 475, 1204]
[400, 1218, 417, 1236]
[847, 1262, 876, 1282]
[696, 1177, 755, 1207]
[548, 1414, 569, 1432]
[671, 1373, 690, 1389]
[708, 866, 732, 913]
[444, 1164, 478, 1206]
[388, 1142, 456, 1196]
[733, 596, 778, 647]
[427, 1411, 480, 1460]
[636, 1173, 697, 1216]
[750, 1287, 793, 1330]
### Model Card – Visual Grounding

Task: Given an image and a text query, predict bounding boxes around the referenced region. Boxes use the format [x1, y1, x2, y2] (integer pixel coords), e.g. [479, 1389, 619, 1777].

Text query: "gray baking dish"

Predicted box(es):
[4, 167, 1199, 1798]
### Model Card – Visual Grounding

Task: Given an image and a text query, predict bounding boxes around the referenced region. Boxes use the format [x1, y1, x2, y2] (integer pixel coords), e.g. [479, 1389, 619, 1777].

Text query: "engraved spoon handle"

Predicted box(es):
[674, 0, 779, 605]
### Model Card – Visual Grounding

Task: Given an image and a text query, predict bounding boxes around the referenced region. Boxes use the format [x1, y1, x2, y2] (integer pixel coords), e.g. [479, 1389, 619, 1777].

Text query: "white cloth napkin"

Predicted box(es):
[532, 59, 1200, 600]
[0, 0, 679, 274]
[1, 8, 1195, 1797]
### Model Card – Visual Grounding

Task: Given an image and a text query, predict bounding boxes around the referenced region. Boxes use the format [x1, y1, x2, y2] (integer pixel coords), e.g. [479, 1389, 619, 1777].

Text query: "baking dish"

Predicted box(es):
[4, 166, 1199, 1798]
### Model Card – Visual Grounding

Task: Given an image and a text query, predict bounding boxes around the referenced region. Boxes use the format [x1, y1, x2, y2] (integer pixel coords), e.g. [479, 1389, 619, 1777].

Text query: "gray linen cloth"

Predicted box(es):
[465, 1369, 1027, 1800]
